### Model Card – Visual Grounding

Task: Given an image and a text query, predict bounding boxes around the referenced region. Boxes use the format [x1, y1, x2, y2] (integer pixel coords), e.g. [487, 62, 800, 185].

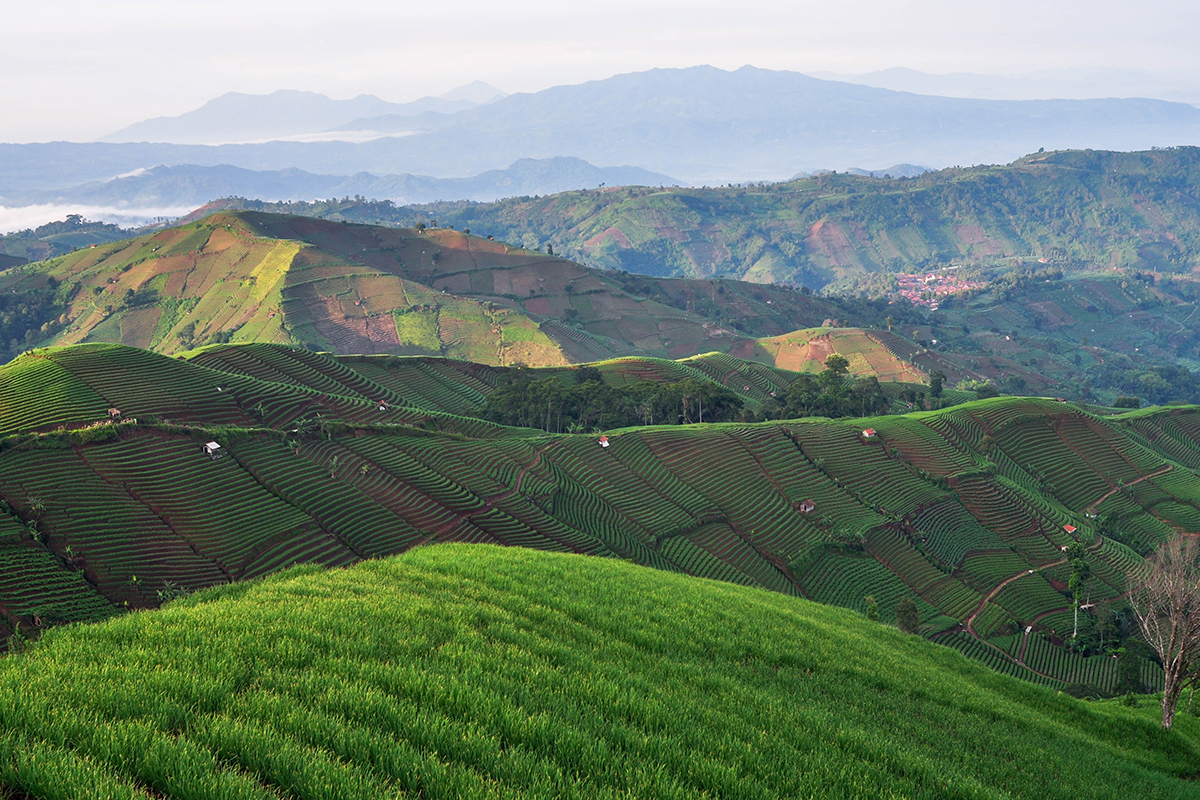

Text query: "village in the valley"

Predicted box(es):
[894, 268, 987, 309]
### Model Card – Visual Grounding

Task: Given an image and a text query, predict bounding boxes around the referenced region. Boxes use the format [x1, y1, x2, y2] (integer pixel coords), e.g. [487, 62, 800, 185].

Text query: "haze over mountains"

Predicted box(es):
[815, 66, 1200, 104]
[97, 81, 509, 146]
[6, 64, 1200, 228]
[5, 158, 676, 209]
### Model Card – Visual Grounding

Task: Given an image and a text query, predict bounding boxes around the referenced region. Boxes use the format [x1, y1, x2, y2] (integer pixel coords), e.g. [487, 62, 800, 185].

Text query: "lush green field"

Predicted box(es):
[2, 543, 1198, 799]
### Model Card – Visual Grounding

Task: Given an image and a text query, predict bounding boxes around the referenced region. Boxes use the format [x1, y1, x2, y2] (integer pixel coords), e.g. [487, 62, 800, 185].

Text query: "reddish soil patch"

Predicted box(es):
[805, 220, 857, 269]
[523, 297, 551, 316]
[584, 227, 633, 248]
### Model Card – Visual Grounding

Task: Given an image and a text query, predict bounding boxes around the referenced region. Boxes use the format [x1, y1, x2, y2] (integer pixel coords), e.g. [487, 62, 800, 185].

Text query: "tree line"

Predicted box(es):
[477, 367, 745, 433]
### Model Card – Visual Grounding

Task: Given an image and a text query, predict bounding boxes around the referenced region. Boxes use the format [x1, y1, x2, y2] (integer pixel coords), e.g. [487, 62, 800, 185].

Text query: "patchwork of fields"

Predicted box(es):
[1, 341, 1199, 691]
[0, 211, 889, 369]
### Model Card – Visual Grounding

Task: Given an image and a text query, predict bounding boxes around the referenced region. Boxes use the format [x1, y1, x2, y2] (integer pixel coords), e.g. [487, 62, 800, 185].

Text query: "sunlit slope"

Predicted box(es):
[3, 342, 1200, 689]
[2, 544, 1199, 800]
[2, 211, 867, 366]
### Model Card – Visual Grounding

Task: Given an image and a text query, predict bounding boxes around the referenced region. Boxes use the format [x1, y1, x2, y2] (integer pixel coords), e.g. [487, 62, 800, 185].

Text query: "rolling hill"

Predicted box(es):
[0, 210, 890, 366]
[2, 544, 1197, 798]
[4, 158, 678, 209]
[10, 208, 1200, 404]
[1, 340, 1198, 694]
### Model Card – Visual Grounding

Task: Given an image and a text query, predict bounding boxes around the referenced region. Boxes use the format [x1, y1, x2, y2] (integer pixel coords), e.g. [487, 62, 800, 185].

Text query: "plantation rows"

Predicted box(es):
[0, 530, 116, 632]
[4, 381, 1199, 688]
[931, 631, 1061, 687]
[911, 499, 1004, 567]
[0, 355, 109, 433]
[876, 416, 977, 475]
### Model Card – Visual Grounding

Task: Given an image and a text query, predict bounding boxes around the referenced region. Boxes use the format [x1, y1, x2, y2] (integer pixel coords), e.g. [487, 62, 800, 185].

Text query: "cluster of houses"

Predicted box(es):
[894, 269, 986, 309]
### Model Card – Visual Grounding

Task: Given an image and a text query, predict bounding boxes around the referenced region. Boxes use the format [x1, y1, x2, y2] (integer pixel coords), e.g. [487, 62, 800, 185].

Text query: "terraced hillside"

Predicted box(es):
[2, 342, 1199, 693]
[3, 545, 1199, 799]
[0, 210, 879, 366]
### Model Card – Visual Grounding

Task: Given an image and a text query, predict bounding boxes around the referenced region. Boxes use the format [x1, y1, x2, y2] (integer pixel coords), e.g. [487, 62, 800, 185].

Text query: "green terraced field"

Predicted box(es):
[2, 545, 1200, 799]
[3, 342, 1200, 693]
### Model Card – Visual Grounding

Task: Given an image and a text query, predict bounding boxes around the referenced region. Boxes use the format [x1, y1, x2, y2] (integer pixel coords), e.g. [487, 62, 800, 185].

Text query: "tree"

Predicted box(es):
[929, 370, 946, 398]
[824, 353, 850, 376]
[1129, 536, 1200, 729]
[896, 597, 920, 634]
[864, 595, 879, 622]
[1065, 542, 1091, 640]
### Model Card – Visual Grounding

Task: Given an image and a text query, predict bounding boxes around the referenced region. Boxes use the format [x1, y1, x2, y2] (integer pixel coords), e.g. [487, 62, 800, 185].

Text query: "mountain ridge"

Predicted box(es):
[6, 66, 1200, 193]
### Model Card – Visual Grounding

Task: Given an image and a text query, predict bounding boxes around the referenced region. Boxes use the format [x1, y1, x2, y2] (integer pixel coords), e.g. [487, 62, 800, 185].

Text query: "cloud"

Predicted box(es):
[0, 204, 194, 235]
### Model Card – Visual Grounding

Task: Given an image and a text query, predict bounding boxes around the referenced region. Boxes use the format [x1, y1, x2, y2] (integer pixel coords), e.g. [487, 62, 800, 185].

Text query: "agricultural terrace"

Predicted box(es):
[2, 545, 1198, 799]
[3, 343, 1200, 689]
[6, 211, 908, 369]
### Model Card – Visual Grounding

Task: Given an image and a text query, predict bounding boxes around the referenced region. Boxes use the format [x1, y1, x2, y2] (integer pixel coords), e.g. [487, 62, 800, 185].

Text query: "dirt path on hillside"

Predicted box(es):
[1085, 465, 1172, 516]
[965, 534, 1107, 636]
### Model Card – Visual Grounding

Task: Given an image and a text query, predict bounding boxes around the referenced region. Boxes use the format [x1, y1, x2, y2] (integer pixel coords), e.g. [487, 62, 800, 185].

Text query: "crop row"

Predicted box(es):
[911, 499, 1005, 568]
[0, 448, 230, 598]
[0, 356, 109, 434]
[930, 631, 1060, 687]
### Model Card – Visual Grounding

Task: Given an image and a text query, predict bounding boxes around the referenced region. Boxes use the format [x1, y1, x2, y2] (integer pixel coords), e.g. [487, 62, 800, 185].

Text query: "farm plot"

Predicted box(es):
[911, 499, 1004, 567]
[0, 446, 230, 602]
[81, 434, 346, 580]
[0, 354, 109, 434]
[930, 631, 1060, 687]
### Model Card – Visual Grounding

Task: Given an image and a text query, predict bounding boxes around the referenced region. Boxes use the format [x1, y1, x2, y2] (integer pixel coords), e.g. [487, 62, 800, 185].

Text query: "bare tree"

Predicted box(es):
[1129, 536, 1200, 729]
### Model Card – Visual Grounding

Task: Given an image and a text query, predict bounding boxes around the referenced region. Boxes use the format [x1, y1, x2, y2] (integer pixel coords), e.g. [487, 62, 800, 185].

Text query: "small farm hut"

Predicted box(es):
[798, 499, 816, 513]
[107, 408, 122, 421]
[1063, 524, 1077, 534]
[861, 428, 878, 440]
[598, 435, 610, 448]
[202, 441, 224, 459]
[377, 400, 392, 412]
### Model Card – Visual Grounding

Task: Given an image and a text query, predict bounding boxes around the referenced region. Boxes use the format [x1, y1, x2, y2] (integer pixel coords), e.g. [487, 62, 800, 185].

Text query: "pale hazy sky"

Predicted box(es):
[3, 0, 1199, 143]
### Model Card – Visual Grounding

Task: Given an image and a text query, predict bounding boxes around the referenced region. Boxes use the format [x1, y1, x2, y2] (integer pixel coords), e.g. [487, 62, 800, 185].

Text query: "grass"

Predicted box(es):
[2, 543, 1200, 799]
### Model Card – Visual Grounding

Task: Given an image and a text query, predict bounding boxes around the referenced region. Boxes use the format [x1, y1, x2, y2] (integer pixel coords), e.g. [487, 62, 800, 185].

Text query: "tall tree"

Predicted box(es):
[1129, 536, 1200, 729]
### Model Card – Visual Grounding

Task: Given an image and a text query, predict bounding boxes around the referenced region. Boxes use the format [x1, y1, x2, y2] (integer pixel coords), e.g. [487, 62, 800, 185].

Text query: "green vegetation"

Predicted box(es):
[480, 369, 745, 431]
[0, 214, 137, 265]
[12, 209, 1200, 404]
[5, 341, 1200, 694]
[400, 148, 1200, 286]
[2, 544, 1199, 799]
[0, 210, 879, 369]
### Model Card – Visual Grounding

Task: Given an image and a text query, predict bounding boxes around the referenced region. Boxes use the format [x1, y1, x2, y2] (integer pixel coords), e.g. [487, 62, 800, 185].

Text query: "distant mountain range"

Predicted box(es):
[5, 65, 1200, 199]
[813, 66, 1200, 104]
[98, 82, 507, 145]
[3, 157, 677, 208]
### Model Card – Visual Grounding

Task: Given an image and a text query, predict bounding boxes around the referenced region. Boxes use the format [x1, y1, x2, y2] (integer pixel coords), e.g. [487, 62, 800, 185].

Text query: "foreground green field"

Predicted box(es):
[2, 544, 1198, 799]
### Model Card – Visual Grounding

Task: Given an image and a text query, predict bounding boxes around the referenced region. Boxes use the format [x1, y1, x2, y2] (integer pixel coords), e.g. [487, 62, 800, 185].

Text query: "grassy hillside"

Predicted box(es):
[2, 544, 1199, 799]
[0, 210, 882, 366]
[402, 148, 1200, 287]
[1, 342, 1198, 692]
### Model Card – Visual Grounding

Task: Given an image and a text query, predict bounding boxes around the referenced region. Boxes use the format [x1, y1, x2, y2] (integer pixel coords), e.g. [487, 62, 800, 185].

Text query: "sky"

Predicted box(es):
[4, 0, 1200, 143]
